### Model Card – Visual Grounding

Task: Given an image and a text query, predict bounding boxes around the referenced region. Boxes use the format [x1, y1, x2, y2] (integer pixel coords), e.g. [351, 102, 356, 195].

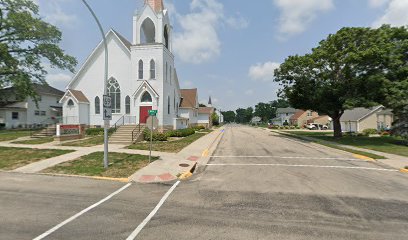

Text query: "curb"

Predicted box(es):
[400, 168, 408, 174]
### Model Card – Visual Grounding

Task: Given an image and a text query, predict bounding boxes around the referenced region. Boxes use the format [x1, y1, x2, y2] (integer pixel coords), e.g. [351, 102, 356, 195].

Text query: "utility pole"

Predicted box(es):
[81, 0, 110, 168]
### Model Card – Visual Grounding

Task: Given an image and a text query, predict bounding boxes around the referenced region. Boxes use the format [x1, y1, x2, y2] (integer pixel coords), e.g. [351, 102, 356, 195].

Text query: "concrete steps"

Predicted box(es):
[32, 126, 56, 138]
[109, 125, 145, 144]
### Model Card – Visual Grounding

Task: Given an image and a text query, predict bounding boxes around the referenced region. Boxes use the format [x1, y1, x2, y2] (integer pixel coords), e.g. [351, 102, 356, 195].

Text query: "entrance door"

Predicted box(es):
[139, 106, 152, 124]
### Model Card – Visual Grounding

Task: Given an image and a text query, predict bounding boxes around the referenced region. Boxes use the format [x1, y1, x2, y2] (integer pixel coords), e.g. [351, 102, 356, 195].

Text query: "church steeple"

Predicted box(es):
[145, 0, 164, 13]
[208, 96, 212, 107]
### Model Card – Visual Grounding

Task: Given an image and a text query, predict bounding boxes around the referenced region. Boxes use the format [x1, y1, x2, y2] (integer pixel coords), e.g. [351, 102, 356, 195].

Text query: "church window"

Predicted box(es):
[165, 62, 168, 82]
[169, 66, 172, 84]
[167, 96, 170, 114]
[138, 60, 143, 79]
[95, 96, 100, 114]
[164, 25, 169, 49]
[67, 99, 74, 106]
[125, 96, 130, 114]
[150, 59, 155, 79]
[141, 18, 155, 44]
[108, 78, 121, 113]
[141, 91, 152, 103]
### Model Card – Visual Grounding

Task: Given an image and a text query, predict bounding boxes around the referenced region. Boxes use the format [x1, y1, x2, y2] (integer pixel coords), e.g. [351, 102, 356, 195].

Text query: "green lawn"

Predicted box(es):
[0, 130, 33, 142]
[60, 136, 104, 147]
[128, 132, 206, 153]
[0, 147, 74, 170]
[284, 131, 408, 157]
[12, 137, 54, 145]
[42, 152, 159, 178]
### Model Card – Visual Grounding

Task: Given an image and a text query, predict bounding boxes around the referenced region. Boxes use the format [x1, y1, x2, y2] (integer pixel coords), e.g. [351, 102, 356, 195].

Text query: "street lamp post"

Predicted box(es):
[81, 0, 109, 168]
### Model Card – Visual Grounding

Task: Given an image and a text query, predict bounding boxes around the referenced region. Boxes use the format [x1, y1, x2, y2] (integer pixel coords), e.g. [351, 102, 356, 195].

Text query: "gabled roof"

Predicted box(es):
[290, 110, 305, 120]
[111, 30, 132, 50]
[180, 89, 197, 108]
[341, 106, 383, 122]
[198, 107, 214, 114]
[0, 83, 64, 97]
[61, 89, 90, 104]
[276, 107, 297, 114]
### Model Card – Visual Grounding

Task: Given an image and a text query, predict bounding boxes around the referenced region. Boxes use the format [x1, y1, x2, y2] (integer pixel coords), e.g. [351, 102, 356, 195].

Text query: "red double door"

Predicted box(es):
[139, 106, 152, 124]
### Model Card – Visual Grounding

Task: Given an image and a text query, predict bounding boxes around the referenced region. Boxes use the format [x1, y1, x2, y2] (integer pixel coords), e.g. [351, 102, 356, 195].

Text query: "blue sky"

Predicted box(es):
[35, 0, 408, 111]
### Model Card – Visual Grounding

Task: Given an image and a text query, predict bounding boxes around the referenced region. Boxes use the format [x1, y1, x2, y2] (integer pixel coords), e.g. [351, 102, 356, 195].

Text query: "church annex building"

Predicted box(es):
[60, 0, 210, 131]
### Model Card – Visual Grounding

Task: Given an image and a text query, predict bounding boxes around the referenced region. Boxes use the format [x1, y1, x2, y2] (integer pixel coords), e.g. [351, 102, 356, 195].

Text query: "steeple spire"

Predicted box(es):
[145, 0, 164, 13]
[208, 96, 212, 107]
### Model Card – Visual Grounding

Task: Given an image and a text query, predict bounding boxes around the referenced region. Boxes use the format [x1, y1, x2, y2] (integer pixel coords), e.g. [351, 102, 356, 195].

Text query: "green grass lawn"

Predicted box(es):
[128, 132, 206, 153]
[280, 131, 334, 136]
[42, 152, 159, 178]
[0, 147, 74, 170]
[60, 136, 104, 147]
[12, 137, 54, 145]
[284, 131, 408, 157]
[0, 130, 33, 142]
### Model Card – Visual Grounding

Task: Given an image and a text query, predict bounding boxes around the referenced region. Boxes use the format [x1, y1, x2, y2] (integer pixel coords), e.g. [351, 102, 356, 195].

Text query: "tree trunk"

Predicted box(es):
[332, 111, 344, 138]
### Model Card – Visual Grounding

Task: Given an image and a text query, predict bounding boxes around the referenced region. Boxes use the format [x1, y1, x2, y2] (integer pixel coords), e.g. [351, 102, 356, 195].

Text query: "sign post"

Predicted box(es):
[148, 110, 158, 163]
[103, 95, 112, 168]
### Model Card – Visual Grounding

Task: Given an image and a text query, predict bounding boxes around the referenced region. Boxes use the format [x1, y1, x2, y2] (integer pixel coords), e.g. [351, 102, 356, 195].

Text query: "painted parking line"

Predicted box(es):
[206, 163, 398, 172]
[126, 180, 181, 240]
[210, 156, 371, 162]
[33, 183, 132, 240]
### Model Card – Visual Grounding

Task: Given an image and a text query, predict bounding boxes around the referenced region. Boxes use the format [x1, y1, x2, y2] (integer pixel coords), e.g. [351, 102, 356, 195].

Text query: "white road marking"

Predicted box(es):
[33, 183, 132, 240]
[210, 156, 366, 161]
[126, 180, 181, 240]
[206, 163, 398, 172]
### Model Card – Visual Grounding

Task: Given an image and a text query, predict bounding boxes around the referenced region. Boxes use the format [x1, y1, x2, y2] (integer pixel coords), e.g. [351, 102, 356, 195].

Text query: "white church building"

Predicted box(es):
[60, 0, 186, 130]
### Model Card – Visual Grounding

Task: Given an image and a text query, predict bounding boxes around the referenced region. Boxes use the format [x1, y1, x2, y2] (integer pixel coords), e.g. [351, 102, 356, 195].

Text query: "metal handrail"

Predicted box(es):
[132, 124, 142, 143]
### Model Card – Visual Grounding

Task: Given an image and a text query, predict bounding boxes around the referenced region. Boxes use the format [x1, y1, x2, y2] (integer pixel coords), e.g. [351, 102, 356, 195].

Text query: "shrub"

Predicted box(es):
[290, 126, 296, 129]
[362, 128, 378, 136]
[167, 128, 195, 137]
[86, 128, 115, 136]
[143, 129, 168, 141]
[284, 126, 290, 129]
[193, 125, 205, 131]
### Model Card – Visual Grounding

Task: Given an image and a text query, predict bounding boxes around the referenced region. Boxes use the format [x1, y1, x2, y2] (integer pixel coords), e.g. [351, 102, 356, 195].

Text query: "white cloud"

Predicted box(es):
[372, 0, 408, 27]
[173, 0, 249, 64]
[182, 80, 194, 88]
[244, 89, 254, 96]
[368, 0, 390, 8]
[46, 72, 72, 90]
[36, 0, 79, 28]
[248, 61, 280, 82]
[273, 0, 334, 38]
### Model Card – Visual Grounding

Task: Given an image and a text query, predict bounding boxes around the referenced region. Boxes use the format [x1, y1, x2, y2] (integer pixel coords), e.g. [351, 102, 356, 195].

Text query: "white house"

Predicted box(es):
[198, 107, 214, 128]
[271, 108, 298, 126]
[179, 89, 199, 127]
[60, 0, 182, 131]
[340, 106, 392, 133]
[0, 84, 64, 129]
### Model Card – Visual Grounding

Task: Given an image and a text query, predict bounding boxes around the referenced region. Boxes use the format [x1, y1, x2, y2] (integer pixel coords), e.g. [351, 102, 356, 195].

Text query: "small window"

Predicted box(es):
[141, 91, 152, 103]
[41, 111, 46, 116]
[150, 59, 155, 79]
[95, 96, 100, 114]
[165, 62, 168, 82]
[67, 99, 74, 106]
[35, 110, 40, 116]
[12, 112, 19, 120]
[125, 96, 131, 114]
[169, 66, 172, 84]
[138, 60, 144, 79]
[167, 96, 170, 114]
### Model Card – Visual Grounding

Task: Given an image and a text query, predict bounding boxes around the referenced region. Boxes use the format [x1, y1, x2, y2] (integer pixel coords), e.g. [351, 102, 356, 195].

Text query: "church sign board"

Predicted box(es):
[103, 95, 112, 120]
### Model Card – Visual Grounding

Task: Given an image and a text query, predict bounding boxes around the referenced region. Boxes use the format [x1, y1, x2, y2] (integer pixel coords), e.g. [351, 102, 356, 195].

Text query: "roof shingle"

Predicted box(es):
[180, 89, 197, 108]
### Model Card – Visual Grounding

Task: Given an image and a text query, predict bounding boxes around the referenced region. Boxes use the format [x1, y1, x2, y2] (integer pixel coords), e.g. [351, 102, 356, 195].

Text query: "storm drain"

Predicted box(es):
[179, 163, 190, 167]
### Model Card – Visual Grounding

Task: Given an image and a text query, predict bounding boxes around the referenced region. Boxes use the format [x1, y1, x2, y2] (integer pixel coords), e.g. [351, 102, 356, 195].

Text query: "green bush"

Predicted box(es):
[166, 128, 195, 137]
[86, 128, 115, 136]
[143, 129, 168, 141]
[193, 125, 205, 131]
[290, 126, 296, 129]
[362, 128, 378, 136]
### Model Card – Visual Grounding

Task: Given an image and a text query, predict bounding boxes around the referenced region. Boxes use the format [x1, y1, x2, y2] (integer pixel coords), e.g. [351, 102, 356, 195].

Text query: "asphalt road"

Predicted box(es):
[1, 124, 408, 239]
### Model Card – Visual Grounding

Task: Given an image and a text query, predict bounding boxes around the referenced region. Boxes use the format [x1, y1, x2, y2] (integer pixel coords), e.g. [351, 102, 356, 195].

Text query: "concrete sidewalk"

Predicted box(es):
[275, 130, 408, 170]
[129, 128, 225, 183]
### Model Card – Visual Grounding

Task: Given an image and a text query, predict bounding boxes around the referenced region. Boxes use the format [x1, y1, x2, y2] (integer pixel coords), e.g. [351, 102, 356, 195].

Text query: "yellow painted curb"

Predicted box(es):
[399, 168, 408, 174]
[178, 172, 193, 180]
[202, 149, 209, 157]
[353, 154, 375, 161]
[90, 176, 130, 183]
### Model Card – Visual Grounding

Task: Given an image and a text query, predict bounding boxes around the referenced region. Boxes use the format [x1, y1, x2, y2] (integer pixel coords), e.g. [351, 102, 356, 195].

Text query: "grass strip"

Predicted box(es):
[12, 137, 54, 145]
[128, 132, 206, 153]
[0, 130, 33, 142]
[60, 136, 104, 147]
[42, 152, 158, 178]
[0, 146, 74, 170]
[277, 131, 386, 159]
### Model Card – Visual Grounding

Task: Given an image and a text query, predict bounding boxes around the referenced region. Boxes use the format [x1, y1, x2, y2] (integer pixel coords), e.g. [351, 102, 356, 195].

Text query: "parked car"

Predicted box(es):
[305, 123, 329, 130]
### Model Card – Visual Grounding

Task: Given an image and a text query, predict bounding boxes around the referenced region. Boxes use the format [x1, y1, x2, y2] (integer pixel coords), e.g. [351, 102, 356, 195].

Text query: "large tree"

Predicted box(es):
[274, 26, 404, 138]
[0, 0, 77, 99]
[222, 111, 236, 123]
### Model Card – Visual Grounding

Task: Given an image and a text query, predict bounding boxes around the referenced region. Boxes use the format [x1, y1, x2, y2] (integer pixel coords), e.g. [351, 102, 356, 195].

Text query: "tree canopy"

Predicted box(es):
[0, 0, 77, 98]
[274, 25, 408, 138]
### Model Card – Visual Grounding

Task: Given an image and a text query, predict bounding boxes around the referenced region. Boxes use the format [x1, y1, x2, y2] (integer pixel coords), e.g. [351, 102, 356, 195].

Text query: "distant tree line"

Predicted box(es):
[221, 99, 289, 124]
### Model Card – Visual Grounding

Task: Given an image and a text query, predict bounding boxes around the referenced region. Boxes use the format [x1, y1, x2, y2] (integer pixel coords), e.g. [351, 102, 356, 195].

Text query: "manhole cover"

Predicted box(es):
[179, 163, 190, 167]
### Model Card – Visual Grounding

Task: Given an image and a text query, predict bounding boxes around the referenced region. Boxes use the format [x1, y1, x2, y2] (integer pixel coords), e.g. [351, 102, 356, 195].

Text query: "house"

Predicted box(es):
[198, 107, 214, 128]
[271, 108, 298, 126]
[308, 115, 332, 126]
[179, 89, 199, 127]
[60, 0, 184, 131]
[340, 106, 393, 132]
[0, 84, 64, 129]
[289, 110, 319, 127]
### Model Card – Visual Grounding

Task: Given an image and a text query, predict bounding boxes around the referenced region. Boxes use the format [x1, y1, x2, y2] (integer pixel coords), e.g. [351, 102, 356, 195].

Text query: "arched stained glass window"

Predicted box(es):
[107, 78, 121, 113]
[67, 99, 74, 106]
[95, 96, 100, 114]
[141, 91, 152, 103]
[150, 59, 155, 79]
[138, 60, 143, 79]
[125, 96, 130, 114]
